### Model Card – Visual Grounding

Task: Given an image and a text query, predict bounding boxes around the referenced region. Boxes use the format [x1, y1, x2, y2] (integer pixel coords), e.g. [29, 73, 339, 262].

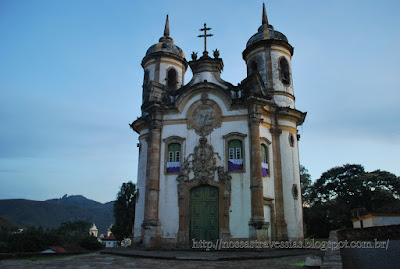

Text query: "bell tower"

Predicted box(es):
[141, 15, 188, 105]
[243, 3, 295, 109]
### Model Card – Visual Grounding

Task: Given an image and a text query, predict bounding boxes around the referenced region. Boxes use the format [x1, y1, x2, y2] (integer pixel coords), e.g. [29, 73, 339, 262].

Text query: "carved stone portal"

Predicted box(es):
[176, 137, 232, 247]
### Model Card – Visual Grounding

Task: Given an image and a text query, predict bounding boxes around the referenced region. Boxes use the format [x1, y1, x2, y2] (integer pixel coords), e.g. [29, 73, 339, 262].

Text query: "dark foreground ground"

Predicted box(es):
[0, 252, 313, 269]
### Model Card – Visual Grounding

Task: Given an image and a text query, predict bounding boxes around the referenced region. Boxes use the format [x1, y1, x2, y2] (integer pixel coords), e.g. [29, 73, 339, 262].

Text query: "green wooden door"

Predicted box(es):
[190, 185, 219, 243]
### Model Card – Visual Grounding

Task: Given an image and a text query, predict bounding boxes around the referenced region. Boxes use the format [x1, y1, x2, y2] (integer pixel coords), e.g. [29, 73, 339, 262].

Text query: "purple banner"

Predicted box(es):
[262, 168, 268, 177]
[167, 166, 180, 173]
[167, 161, 180, 173]
[228, 159, 243, 171]
[262, 162, 269, 177]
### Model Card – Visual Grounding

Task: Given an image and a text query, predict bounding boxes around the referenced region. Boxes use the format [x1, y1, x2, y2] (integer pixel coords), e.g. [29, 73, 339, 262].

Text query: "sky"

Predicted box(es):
[0, 0, 399, 203]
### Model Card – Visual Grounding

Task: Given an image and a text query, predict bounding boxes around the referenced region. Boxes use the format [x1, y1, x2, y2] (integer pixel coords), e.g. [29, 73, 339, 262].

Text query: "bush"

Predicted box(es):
[78, 236, 104, 251]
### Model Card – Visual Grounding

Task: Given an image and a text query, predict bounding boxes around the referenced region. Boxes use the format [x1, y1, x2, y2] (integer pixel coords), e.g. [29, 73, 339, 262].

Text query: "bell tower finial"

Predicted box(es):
[262, 3, 268, 26]
[164, 15, 170, 37]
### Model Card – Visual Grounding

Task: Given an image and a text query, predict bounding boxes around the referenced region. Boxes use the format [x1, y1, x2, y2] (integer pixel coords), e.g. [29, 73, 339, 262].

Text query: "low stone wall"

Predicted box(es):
[337, 225, 400, 269]
[337, 224, 400, 241]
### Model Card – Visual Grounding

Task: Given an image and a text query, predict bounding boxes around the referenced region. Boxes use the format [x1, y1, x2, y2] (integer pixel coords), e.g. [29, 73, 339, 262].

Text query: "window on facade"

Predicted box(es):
[167, 143, 181, 173]
[279, 58, 290, 85]
[261, 144, 269, 177]
[228, 140, 243, 171]
[167, 68, 177, 89]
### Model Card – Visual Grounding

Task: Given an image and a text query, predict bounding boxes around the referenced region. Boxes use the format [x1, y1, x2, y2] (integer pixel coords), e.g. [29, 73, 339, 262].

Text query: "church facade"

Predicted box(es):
[130, 4, 306, 248]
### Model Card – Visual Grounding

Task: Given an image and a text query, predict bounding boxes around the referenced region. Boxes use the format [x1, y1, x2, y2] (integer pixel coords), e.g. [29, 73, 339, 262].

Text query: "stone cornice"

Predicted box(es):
[142, 52, 188, 70]
[276, 107, 307, 126]
[242, 39, 294, 61]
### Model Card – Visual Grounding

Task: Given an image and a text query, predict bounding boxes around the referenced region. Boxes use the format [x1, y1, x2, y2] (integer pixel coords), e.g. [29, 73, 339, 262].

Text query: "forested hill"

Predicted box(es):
[0, 195, 115, 234]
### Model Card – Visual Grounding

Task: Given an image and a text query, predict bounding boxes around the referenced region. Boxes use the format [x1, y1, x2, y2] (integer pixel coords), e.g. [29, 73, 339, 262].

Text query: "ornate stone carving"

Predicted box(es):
[192, 137, 218, 182]
[191, 51, 198, 61]
[217, 167, 232, 192]
[176, 137, 226, 188]
[187, 93, 222, 137]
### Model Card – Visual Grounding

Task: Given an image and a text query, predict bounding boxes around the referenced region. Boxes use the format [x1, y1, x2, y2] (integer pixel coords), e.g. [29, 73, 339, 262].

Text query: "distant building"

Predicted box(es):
[106, 225, 113, 237]
[89, 223, 98, 237]
[100, 236, 119, 248]
[97, 224, 118, 248]
[352, 205, 400, 228]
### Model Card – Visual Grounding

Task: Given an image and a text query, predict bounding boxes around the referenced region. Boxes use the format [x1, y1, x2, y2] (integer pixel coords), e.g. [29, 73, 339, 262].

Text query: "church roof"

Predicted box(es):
[246, 26, 289, 47]
[145, 15, 185, 59]
[245, 3, 290, 48]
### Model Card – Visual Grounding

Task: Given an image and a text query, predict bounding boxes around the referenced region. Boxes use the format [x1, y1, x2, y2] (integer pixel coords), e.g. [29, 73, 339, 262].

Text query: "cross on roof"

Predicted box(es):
[198, 23, 213, 55]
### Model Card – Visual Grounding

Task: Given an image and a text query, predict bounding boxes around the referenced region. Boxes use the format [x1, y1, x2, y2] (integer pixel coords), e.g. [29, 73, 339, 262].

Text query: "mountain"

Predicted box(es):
[0, 195, 115, 234]
[0, 216, 23, 230]
[46, 194, 103, 207]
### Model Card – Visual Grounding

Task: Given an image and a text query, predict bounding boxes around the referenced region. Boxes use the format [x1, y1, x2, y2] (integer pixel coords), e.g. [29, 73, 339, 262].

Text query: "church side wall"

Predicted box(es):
[157, 124, 184, 244]
[279, 120, 303, 240]
[133, 131, 149, 239]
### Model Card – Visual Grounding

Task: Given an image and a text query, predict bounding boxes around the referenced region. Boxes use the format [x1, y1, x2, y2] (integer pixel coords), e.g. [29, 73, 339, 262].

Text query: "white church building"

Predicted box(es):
[130, 4, 306, 248]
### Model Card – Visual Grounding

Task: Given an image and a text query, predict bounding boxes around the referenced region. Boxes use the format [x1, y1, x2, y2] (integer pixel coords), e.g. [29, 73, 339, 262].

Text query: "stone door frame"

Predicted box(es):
[177, 179, 231, 248]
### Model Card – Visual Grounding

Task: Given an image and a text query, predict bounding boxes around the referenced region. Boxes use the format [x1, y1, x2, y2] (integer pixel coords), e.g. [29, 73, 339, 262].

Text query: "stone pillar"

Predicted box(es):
[248, 104, 269, 240]
[142, 112, 162, 248]
[270, 110, 288, 240]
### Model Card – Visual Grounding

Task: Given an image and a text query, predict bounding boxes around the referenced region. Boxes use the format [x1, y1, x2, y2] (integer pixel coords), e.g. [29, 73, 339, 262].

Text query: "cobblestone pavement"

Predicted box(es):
[0, 252, 309, 268]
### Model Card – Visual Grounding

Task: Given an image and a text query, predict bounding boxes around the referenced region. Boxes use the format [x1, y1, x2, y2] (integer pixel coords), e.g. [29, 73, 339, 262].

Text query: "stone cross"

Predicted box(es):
[197, 23, 213, 55]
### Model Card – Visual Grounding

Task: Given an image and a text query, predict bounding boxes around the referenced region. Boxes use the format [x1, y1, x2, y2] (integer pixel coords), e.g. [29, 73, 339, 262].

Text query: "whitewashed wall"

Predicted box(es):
[159, 92, 251, 240]
[133, 131, 148, 238]
[279, 122, 303, 240]
[374, 216, 400, 226]
[270, 48, 295, 109]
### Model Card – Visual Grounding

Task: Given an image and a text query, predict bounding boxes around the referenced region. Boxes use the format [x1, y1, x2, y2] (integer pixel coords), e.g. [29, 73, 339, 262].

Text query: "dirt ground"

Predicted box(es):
[0, 252, 309, 268]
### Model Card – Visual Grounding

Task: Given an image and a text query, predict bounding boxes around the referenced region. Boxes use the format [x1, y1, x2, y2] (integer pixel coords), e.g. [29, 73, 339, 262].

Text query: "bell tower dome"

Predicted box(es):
[141, 15, 188, 97]
[243, 4, 295, 109]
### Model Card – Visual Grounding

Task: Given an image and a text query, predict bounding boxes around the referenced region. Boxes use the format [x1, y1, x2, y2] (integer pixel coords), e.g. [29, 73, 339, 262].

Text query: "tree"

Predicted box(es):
[300, 165, 312, 205]
[111, 181, 137, 241]
[305, 164, 400, 238]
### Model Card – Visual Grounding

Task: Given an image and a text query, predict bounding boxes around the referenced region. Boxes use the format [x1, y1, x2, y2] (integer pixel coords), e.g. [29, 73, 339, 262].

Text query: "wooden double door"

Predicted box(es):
[189, 185, 219, 242]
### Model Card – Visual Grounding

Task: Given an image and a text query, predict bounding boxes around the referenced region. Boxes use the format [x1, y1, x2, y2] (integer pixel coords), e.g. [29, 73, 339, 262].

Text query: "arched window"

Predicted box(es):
[279, 58, 290, 85]
[166, 143, 181, 173]
[261, 144, 269, 177]
[228, 140, 243, 171]
[164, 136, 185, 174]
[167, 68, 177, 89]
[251, 61, 258, 73]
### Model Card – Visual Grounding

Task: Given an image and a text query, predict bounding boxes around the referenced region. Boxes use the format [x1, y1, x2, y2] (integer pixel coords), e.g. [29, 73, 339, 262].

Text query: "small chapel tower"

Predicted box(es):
[131, 4, 306, 249]
[89, 223, 98, 237]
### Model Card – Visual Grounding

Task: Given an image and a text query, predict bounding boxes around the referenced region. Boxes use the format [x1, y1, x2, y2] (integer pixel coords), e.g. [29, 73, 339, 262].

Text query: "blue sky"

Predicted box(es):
[1, 0, 399, 203]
